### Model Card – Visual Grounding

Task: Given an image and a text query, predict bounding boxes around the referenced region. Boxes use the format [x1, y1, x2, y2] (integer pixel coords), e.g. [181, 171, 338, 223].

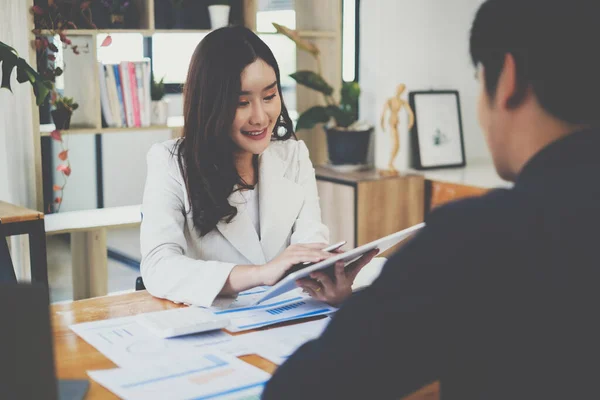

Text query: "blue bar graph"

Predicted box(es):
[266, 301, 305, 315]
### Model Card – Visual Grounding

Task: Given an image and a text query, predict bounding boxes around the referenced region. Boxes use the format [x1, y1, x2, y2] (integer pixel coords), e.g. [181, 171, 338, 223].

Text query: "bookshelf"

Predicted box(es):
[26, 0, 343, 212]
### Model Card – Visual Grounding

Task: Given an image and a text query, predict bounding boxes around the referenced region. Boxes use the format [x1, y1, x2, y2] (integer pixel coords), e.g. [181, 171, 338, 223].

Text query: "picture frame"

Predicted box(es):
[409, 90, 466, 170]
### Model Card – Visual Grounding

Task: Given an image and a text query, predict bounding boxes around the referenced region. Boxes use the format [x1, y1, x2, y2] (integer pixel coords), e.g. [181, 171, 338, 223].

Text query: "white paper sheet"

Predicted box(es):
[70, 315, 236, 368]
[88, 350, 270, 400]
[234, 318, 331, 365]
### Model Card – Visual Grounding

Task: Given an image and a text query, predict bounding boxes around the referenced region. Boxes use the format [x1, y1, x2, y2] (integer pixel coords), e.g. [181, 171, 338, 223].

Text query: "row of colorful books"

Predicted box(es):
[98, 60, 152, 128]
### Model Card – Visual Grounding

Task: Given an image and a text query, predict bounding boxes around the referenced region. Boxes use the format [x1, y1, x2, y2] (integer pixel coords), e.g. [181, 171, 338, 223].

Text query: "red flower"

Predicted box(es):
[56, 165, 71, 176]
[54, 197, 62, 204]
[50, 130, 62, 141]
[53, 184, 62, 192]
[32, 5, 45, 15]
[58, 150, 68, 161]
[100, 35, 112, 47]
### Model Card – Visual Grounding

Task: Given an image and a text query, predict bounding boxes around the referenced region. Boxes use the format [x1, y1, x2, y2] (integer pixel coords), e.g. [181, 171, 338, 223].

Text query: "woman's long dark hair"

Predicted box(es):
[177, 26, 294, 237]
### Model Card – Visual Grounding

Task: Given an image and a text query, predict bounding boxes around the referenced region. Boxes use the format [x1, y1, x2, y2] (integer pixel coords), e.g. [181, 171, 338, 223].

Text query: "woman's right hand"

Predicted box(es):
[258, 243, 335, 286]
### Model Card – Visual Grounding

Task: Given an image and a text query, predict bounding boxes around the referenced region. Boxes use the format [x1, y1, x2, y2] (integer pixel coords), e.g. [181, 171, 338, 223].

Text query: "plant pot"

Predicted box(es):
[110, 13, 125, 28]
[208, 5, 230, 29]
[51, 109, 72, 130]
[325, 126, 373, 165]
[151, 100, 169, 125]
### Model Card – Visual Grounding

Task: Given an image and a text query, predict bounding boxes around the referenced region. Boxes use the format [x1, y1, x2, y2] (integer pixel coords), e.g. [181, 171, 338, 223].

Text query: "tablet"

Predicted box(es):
[253, 223, 425, 305]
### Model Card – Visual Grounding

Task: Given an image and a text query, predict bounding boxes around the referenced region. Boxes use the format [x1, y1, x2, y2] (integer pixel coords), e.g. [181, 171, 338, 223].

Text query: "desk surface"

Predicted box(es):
[0, 201, 43, 224]
[51, 291, 439, 400]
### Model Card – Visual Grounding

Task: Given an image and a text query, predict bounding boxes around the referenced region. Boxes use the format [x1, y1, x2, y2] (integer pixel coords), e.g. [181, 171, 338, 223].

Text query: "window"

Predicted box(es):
[151, 33, 207, 85]
[342, 0, 358, 82]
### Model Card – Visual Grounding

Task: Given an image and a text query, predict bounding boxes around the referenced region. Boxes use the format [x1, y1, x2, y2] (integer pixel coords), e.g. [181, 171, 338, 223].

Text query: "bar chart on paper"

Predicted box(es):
[215, 296, 336, 332]
[88, 351, 270, 400]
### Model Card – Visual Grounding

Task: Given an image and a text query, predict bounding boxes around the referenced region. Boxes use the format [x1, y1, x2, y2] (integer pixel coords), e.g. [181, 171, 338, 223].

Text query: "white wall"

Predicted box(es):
[102, 129, 172, 260]
[360, 0, 490, 171]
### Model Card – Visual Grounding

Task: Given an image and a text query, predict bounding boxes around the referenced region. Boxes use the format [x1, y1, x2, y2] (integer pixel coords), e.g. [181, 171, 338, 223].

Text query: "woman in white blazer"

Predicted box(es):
[140, 27, 375, 308]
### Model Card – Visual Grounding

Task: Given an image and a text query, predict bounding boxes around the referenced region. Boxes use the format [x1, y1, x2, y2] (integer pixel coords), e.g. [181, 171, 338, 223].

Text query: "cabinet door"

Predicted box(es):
[317, 180, 355, 248]
[429, 181, 488, 210]
[357, 176, 425, 256]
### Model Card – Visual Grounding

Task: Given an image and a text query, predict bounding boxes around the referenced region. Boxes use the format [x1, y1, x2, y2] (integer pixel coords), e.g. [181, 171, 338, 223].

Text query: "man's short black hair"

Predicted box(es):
[470, 0, 600, 126]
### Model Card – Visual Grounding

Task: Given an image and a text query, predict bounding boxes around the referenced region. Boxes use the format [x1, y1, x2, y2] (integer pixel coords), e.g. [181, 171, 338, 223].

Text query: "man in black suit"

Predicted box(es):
[263, 0, 600, 399]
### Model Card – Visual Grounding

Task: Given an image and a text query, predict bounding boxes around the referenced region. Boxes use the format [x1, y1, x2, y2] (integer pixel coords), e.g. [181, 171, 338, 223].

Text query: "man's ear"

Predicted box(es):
[498, 53, 528, 109]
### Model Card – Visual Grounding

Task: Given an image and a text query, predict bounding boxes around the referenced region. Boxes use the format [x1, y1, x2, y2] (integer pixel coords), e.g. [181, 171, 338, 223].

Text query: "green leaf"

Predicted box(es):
[326, 105, 355, 128]
[0, 41, 52, 105]
[296, 106, 331, 131]
[341, 81, 360, 106]
[1, 58, 16, 92]
[290, 71, 333, 96]
[339, 81, 360, 126]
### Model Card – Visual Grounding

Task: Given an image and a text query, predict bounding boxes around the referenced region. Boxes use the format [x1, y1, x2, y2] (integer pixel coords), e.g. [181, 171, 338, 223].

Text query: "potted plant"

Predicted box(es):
[100, 0, 130, 28]
[51, 94, 79, 130]
[273, 23, 373, 166]
[151, 75, 169, 125]
[208, 1, 230, 29]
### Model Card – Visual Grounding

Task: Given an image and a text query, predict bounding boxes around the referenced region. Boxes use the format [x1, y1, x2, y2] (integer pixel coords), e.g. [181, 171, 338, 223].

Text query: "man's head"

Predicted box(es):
[470, 0, 600, 180]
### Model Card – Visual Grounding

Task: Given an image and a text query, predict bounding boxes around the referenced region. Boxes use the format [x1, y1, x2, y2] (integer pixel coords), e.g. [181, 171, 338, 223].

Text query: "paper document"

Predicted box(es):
[70, 315, 235, 368]
[210, 286, 273, 310]
[88, 350, 270, 400]
[236, 318, 331, 365]
[215, 294, 336, 333]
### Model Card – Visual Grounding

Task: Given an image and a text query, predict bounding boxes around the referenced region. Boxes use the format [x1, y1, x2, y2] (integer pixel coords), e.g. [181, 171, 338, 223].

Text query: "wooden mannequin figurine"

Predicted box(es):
[380, 83, 415, 175]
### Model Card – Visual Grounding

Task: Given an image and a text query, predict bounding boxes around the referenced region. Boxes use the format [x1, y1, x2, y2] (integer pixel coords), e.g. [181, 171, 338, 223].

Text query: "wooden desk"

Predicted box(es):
[52, 291, 439, 400]
[0, 201, 47, 283]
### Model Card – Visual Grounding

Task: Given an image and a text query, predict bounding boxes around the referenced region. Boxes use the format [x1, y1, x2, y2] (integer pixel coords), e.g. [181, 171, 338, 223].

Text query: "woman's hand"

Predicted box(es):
[296, 249, 379, 307]
[258, 243, 334, 286]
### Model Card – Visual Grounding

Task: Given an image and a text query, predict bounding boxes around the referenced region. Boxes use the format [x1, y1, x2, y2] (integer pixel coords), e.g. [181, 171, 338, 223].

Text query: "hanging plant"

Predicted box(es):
[0, 41, 53, 105]
[49, 128, 72, 213]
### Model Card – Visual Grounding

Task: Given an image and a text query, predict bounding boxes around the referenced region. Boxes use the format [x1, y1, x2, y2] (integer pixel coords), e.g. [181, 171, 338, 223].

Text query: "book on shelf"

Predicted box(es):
[98, 60, 152, 129]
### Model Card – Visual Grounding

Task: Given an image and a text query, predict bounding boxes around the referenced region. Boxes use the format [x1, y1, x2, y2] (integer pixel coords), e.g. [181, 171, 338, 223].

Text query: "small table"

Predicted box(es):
[44, 205, 142, 300]
[0, 201, 47, 283]
[52, 290, 440, 400]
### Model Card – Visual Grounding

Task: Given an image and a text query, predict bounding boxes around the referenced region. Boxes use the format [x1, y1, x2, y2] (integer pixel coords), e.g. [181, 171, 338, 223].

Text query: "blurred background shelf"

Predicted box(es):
[40, 116, 184, 136]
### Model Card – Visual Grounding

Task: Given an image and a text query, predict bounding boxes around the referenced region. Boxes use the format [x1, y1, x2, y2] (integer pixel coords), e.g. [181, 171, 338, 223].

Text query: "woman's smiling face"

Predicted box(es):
[230, 58, 282, 155]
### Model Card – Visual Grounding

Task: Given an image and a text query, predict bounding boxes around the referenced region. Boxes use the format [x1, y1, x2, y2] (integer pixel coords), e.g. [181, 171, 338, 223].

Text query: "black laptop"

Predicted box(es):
[0, 283, 89, 400]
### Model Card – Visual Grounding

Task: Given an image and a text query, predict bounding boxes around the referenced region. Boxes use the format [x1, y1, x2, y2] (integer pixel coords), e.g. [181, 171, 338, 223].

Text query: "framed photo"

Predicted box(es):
[409, 90, 466, 170]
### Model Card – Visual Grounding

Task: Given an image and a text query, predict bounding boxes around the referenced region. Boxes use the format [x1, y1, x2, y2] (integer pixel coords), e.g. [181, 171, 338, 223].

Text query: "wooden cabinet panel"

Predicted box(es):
[316, 168, 425, 256]
[317, 180, 355, 248]
[357, 175, 424, 256]
[429, 181, 489, 210]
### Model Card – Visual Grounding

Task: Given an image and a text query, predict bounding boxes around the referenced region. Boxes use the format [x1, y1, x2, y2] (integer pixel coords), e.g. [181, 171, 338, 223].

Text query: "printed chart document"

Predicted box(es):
[70, 315, 236, 368]
[214, 292, 336, 333]
[88, 350, 269, 400]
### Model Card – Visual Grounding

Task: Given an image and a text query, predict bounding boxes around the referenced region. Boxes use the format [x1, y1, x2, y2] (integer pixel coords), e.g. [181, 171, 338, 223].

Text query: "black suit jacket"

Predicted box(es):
[263, 129, 600, 400]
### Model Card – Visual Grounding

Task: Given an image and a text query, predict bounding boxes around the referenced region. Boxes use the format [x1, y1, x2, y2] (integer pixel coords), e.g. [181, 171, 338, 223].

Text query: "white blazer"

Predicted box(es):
[140, 139, 329, 307]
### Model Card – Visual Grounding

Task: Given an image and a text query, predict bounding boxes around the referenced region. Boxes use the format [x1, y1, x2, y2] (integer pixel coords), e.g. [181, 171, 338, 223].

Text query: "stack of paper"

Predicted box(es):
[71, 288, 338, 399]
